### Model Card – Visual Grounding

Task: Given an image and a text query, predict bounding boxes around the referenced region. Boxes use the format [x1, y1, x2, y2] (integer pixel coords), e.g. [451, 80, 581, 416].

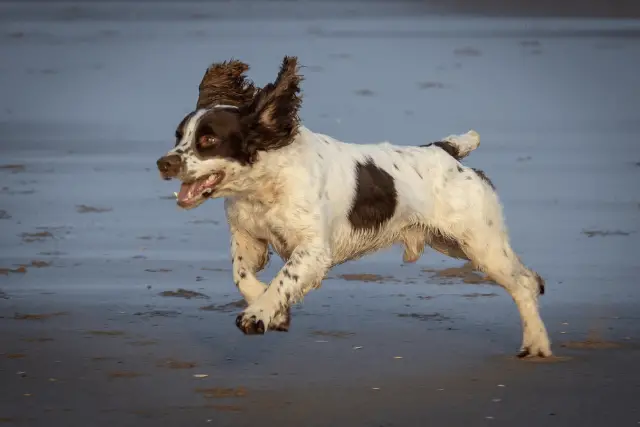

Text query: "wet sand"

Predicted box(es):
[1, 1, 640, 426]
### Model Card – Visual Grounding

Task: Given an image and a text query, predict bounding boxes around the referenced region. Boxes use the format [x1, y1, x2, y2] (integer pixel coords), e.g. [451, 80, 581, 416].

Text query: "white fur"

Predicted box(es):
[166, 115, 551, 357]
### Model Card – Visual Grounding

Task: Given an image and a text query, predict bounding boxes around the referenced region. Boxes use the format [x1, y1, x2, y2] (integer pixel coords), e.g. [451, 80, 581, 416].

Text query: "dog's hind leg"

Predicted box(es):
[434, 194, 550, 358]
[455, 221, 551, 357]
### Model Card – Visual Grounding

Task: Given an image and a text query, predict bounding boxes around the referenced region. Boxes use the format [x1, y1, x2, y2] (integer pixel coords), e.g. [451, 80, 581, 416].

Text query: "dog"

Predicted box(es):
[157, 56, 552, 358]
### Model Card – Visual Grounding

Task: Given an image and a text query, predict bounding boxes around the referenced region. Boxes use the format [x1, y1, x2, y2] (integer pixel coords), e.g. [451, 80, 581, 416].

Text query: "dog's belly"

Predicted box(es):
[328, 227, 400, 266]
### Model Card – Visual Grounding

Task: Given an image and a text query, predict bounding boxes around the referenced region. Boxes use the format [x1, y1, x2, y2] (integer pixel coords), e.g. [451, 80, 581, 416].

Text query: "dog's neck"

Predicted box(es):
[226, 126, 310, 207]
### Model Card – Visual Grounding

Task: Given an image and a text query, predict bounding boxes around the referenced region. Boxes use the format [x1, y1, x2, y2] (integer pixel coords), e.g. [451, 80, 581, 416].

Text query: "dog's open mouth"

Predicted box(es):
[176, 172, 224, 209]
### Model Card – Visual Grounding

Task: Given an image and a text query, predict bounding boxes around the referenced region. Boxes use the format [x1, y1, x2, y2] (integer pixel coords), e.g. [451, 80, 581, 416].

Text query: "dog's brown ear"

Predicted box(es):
[196, 59, 256, 109]
[240, 56, 303, 160]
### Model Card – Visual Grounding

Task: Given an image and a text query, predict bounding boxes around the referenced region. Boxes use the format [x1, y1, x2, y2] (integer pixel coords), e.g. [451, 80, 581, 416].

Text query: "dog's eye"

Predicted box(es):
[199, 135, 217, 148]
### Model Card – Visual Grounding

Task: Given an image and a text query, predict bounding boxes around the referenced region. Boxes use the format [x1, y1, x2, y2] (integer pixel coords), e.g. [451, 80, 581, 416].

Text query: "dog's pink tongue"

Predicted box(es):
[177, 182, 199, 202]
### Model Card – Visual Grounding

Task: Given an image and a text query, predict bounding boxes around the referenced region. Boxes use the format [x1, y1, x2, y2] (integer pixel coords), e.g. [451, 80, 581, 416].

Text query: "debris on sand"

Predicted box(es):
[134, 310, 180, 318]
[107, 371, 144, 379]
[0, 266, 27, 275]
[157, 358, 197, 369]
[144, 268, 171, 273]
[310, 330, 355, 339]
[206, 404, 243, 412]
[454, 46, 482, 56]
[0, 209, 11, 219]
[0, 290, 8, 299]
[418, 81, 445, 90]
[20, 231, 53, 243]
[87, 330, 125, 336]
[561, 340, 623, 350]
[14, 312, 68, 320]
[337, 273, 397, 283]
[461, 292, 499, 299]
[22, 337, 54, 343]
[6, 353, 26, 359]
[200, 300, 246, 312]
[423, 262, 495, 285]
[0, 164, 26, 173]
[354, 89, 375, 97]
[30, 260, 51, 268]
[159, 289, 209, 299]
[195, 387, 247, 399]
[582, 229, 633, 238]
[76, 204, 113, 213]
[396, 312, 450, 322]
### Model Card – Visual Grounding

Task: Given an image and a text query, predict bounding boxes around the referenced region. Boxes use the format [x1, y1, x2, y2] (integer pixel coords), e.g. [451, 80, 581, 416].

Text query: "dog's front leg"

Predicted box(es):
[230, 229, 269, 304]
[235, 241, 330, 335]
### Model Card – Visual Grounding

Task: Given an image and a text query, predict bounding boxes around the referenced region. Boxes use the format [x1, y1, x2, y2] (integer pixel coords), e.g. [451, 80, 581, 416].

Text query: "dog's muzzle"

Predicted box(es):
[157, 154, 181, 180]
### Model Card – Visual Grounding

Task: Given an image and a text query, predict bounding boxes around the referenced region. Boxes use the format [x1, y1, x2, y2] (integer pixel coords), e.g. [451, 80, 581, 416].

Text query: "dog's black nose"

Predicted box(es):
[156, 155, 181, 178]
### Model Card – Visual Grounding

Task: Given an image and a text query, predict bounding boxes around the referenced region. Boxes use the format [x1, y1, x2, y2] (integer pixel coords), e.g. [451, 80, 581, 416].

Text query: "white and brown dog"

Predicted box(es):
[157, 57, 552, 358]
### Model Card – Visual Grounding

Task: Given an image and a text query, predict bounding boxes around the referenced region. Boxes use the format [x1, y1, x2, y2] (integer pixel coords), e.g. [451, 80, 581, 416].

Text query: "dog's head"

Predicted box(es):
[156, 56, 303, 209]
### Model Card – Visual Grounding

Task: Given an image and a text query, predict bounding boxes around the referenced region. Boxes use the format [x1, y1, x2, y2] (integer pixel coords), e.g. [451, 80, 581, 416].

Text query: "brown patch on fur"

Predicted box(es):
[472, 168, 496, 189]
[196, 59, 257, 109]
[421, 141, 462, 159]
[348, 158, 398, 230]
[239, 56, 303, 162]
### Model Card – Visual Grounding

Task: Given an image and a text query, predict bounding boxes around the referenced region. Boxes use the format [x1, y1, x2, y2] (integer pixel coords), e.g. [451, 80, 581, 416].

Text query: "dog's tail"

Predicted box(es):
[420, 130, 480, 161]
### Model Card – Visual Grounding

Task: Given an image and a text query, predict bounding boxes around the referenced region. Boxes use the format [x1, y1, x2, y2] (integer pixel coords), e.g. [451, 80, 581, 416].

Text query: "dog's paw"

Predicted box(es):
[517, 344, 553, 359]
[235, 312, 266, 335]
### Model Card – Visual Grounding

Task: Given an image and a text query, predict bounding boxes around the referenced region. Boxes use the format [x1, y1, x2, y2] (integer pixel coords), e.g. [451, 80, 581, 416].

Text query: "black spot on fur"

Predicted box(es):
[318, 153, 323, 159]
[292, 274, 299, 282]
[472, 168, 496, 189]
[348, 158, 398, 230]
[393, 163, 399, 170]
[279, 280, 283, 285]
[535, 273, 545, 295]
[238, 256, 243, 261]
[421, 141, 462, 160]
[457, 165, 464, 173]
[239, 271, 246, 279]
[487, 219, 493, 227]
[283, 269, 292, 279]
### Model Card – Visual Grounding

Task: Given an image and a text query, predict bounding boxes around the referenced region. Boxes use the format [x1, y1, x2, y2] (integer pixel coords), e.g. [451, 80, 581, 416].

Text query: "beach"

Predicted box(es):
[1, 1, 639, 425]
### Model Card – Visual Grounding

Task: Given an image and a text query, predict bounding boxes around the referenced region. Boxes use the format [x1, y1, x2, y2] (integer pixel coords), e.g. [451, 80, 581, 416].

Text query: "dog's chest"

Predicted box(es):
[230, 201, 298, 260]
